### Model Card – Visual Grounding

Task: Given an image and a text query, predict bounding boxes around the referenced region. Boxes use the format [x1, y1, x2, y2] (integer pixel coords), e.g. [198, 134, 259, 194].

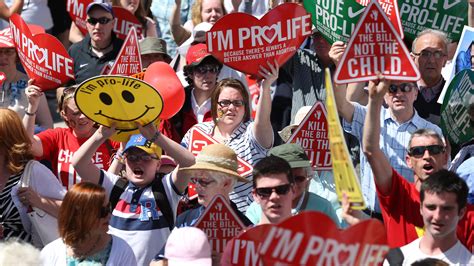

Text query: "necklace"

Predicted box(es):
[70, 234, 101, 259]
[91, 40, 113, 52]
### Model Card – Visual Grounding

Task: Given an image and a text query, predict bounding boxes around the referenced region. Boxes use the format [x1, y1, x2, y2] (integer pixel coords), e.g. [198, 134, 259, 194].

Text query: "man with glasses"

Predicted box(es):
[411, 29, 449, 125]
[245, 144, 340, 226]
[362, 76, 473, 251]
[332, 37, 443, 220]
[68, 2, 124, 83]
[160, 43, 223, 142]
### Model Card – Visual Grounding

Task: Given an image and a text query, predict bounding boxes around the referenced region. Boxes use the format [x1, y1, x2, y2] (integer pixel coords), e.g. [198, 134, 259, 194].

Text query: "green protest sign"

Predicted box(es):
[303, 0, 364, 44]
[440, 70, 474, 145]
[398, 0, 468, 42]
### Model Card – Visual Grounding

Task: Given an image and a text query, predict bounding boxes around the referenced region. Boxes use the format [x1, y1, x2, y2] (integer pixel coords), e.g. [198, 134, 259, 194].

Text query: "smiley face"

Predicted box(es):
[75, 75, 163, 131]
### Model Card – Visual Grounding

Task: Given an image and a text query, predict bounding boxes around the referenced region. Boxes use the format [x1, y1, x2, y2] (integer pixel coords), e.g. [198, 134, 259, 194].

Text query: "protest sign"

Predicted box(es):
[325, 69, 366, 210]
[440, 70, 474, 145]
[287, 102, 331, 171]
[227, 212, 388, 265]
[334, 0, 420, 84]
[357, 0, 403, 39]
[439, 26, 474, 104]
[398, 0, 468, 42]
[207, 3, 311, 77]
[66, 0, 89, 35]
[108, 27, 142, 75]
[9, 14, 74, 90]
[303, 0, 365, 44]
[195, 195, 246, 253]
[0, 72, 5, 87]
[143, 62, 185, 119]
[75, 75, 163, 133]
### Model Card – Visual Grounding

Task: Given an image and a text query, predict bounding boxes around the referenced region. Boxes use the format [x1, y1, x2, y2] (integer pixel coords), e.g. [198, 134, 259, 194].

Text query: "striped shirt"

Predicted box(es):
[343, 103, 443, 212]
[181, 121, 271, 212]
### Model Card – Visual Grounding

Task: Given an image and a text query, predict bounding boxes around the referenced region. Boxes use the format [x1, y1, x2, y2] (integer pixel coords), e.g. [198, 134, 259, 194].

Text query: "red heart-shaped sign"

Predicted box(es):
[207, 3, 311, 77]
[144, 62, 185, 119]
[9, 14, 74, 90]
[226, 212, 388, 265]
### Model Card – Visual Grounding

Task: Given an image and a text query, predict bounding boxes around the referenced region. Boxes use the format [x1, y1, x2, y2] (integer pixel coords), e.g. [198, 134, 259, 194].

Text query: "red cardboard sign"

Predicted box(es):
[109, 27, 142, 75]
[9, 14, 74, 90]
[66, 0, 89, 36]
[195, 195, 246, 253]
[226, 212, 388, 265]
[207, 3, 311, 77]
[356, 0, 404, 39]
[0, 72, 5, 87]
[334, 1, 420, 84]
[287, 102, 331, 170]
[246, 75, 260, 119]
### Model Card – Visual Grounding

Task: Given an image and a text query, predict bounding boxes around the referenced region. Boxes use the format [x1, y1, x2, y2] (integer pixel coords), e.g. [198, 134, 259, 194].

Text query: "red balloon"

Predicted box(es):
[144, 62, 185, 119]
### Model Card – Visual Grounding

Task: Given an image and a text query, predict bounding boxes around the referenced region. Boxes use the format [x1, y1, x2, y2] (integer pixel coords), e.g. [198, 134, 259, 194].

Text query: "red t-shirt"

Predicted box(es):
[378, 168, 474, 252]
[37, 127, 119, 190]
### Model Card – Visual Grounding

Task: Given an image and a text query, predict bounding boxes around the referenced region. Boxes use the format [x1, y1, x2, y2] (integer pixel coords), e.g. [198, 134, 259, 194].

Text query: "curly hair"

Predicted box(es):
[191, 0, 227, 26]
[0, 109, 33, 174]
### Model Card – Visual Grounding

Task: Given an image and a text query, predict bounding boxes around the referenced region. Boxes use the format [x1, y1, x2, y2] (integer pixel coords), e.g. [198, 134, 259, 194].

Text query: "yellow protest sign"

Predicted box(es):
[325, 68, 366, 210]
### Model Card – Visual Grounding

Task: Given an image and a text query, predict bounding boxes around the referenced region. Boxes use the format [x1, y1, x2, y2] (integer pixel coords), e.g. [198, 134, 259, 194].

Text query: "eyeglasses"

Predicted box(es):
[87, 17, 113, 25]
[0, 49, 16, 56]
[408, 145, 445, 158]
[255, 184, 292, 198]
[294, 175, 308, 183]
[99, 203, 112, 218]
[194, 65, 219, 75]
[190, 177, 216, 188]
[217, 99, 245, 108]
[388, 83, 416, 94]
[412, 50, 446, 59]
[125, 154, 159, 162]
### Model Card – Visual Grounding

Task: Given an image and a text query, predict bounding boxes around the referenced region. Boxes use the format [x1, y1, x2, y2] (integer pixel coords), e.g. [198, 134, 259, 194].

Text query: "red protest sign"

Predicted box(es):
[287, 102, 331, 170]
[66, 0, 89, 35]
[207, 3, 311, 77]
[356, 0, 404, 39]
[108, 27, 142, 75]
[0, 72, 5, 87]
[334, 1, 420, 84]
[113, 7, 143, 40]
[9, 14, 74, 90]
[195, 194, 246, 253]
[226, 212, 388, 265]
[246, 75, 260, 119]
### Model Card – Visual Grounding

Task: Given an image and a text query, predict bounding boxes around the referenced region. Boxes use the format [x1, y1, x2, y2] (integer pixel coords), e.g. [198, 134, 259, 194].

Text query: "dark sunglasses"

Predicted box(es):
[388, 83, 416, 94]
[217, 99, 245, 108]
[99, 203, 112, 218]
[87, 17, 113, 25]
[190, 177, 216, 188]
[194, 65, 219, 75]
[408, 145, 445, 158]
[125, 154, 159, 162]
[255, 184, 292, 198]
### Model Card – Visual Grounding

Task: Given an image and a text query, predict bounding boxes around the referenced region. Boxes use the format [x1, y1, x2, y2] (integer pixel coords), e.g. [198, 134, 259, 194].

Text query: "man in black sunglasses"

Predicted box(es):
[362, 76, 474, 252]
[251, 155, 295, 225]
[245, 144, 340, 226]
[68, 2, 124, 83]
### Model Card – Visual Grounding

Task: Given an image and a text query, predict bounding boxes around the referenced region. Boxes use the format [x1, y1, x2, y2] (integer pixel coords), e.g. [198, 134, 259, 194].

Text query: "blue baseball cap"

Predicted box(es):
[123, 134, 162, 158]
[86, 2, 114, 17]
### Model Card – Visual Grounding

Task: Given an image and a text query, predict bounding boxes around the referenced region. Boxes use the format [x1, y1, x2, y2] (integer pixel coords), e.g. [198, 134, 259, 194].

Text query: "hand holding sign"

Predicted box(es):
[207, 3, 311, 77]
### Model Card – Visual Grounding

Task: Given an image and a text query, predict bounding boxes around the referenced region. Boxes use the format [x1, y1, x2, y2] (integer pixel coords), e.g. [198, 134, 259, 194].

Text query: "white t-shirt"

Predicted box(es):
[383, 238, 474, 265]
[40, 235, 137, 265]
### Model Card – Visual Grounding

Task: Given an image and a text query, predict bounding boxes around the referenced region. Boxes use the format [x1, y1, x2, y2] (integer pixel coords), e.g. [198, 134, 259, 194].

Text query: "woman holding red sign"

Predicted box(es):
[112, 0, 157, 38]
[181, 60, 278, 212]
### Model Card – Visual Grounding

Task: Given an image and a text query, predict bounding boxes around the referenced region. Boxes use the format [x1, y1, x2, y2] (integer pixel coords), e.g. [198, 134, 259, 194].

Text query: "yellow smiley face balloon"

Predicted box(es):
[75, 75, 163, 141]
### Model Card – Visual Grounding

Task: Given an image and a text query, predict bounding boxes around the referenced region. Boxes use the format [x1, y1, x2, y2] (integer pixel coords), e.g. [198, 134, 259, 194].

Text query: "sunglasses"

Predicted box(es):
[217, 99, 245, 108]
[125, 154, 159, 162]
[255, 184, 292, 198]
[99, 203, 112, 218]
[87, 17, 113, 25]
[388, 83, 416, 94]
[408, 145, 445, 158]
[194, 65, 219, 75]
[412, 50, 446, 59]
[190, 177, 216, 188]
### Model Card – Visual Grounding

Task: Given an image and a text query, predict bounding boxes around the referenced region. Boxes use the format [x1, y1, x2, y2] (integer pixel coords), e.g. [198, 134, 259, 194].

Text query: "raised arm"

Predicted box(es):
[23, 81, 45, 157]
[170, 0, 191, 46]
[35, 93, 54, 130]
[0, 0, 24, 21]
[253, 60, 278, 149]
[362, 76, 393, 194]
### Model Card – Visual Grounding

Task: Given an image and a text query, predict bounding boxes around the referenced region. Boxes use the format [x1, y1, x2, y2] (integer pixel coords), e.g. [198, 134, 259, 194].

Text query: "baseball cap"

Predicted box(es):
[178, 22, 213, 57]
[186, 43, 219, 66]
[87, 2, 114, 17]
[123, 134, 162, 158]
[165, 227, 212, 266]
[268, 143, 311, 168]
[139, 37, 172, 62]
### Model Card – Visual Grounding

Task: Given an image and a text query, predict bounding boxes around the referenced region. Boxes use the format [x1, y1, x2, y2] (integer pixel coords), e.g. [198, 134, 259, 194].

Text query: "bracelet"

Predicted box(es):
[148, 131, 161, 143]
[24, 109, 37, 116]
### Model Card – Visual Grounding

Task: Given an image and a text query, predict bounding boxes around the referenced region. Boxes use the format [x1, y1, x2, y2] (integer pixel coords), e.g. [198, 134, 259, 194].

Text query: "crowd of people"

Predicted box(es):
[0, 0, 473, 265]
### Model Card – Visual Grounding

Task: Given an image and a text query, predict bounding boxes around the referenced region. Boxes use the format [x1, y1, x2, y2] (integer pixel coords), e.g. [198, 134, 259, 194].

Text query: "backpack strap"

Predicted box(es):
[110, 176, 129, 209]
[151, 174, 174, 231]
